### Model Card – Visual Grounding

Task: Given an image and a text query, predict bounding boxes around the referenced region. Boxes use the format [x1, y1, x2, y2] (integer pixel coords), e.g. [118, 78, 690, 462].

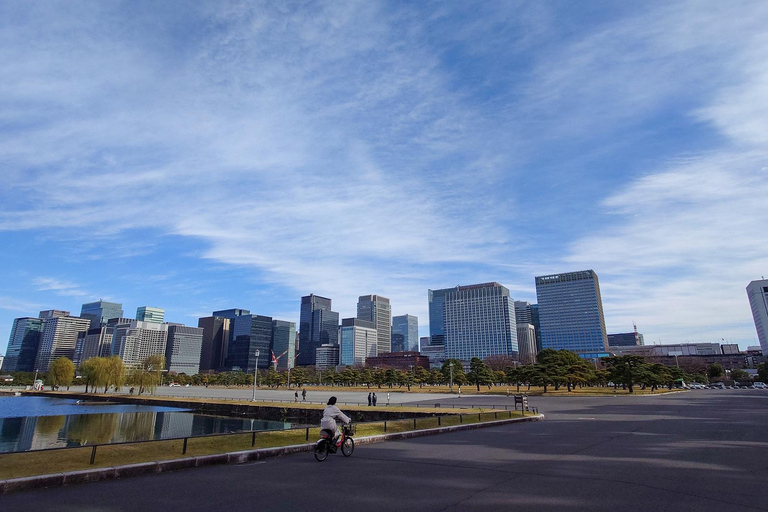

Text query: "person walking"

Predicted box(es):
[294, 390, 299, 402]
[368, 392, 372, 406]
[372, 392, 378, 406]
[302, 388, 307, 401]
[387, 392, 390, 405]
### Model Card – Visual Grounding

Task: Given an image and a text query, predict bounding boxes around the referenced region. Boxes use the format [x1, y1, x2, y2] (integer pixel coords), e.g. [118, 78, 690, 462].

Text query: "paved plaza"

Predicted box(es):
[2, 390, 767, 511]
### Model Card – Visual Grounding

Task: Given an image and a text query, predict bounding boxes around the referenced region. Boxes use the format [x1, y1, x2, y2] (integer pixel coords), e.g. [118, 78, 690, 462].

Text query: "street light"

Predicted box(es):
[252, 349, 261, 402]
[449, 361, 454, 393]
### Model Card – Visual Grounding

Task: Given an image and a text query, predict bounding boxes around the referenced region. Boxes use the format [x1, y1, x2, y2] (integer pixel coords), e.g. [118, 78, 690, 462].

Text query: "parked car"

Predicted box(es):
[753, 382, 767, 389]
[169, 382, 181, 387]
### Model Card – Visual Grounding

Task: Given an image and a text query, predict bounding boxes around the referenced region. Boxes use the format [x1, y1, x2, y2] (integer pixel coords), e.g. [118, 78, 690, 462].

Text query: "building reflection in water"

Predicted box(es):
[0, 411, 291, 453]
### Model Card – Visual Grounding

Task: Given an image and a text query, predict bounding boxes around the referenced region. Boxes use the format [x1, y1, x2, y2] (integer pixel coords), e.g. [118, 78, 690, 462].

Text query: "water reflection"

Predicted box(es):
[0, 398, 291, 453]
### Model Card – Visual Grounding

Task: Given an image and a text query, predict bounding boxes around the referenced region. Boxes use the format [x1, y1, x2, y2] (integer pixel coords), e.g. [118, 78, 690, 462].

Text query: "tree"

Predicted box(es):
[605, 355, 646, 393]
[80, 357, 108, 393]
[441, 359, 466, 389]
[707, 363, 725, 381]
[48, 357, 75, 389]
[757, 363, 768, 383]
[729, 368, 750, 382]
[467, 357, 494, 391]
[127, 355, 166, 395]
[105, 356, 126, 393]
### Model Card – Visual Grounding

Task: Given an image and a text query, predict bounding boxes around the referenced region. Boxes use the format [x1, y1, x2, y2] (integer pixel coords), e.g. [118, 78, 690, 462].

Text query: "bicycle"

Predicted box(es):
[314, 423, 355, 461]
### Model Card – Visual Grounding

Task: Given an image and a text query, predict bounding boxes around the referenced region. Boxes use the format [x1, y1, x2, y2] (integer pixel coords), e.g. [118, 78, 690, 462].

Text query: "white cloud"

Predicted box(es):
[31, 277, 90, 298]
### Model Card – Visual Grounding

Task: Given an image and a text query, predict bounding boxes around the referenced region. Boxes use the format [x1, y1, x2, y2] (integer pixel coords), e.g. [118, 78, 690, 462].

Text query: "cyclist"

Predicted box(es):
[320, 396, 351, 449]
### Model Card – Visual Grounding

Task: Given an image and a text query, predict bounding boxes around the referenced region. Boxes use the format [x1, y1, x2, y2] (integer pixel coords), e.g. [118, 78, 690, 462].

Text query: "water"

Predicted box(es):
[0, 396, 291, 453]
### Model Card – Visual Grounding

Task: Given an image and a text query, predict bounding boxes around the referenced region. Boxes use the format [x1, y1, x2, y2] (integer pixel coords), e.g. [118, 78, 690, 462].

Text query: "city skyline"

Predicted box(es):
[1, 2, 767, 354]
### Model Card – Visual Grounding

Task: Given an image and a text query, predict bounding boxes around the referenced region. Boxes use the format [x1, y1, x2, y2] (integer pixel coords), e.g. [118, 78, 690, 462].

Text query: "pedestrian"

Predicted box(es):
[368, 392, 372, 406]
[372, 392, 378, 406]
[294, 390, 298, 402]
[387, 392, 390, 405]
[506, 388, 510, 397]
[302, 388, 307, 401]
[458, 386, 461, 397]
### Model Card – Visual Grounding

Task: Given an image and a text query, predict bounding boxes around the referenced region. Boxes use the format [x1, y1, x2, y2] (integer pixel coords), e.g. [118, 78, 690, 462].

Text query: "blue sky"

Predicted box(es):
[1, 0, 767, 354]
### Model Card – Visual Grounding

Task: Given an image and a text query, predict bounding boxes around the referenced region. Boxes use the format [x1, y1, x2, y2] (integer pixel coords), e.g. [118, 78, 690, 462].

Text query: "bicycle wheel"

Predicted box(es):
[341, 437, 354, 457]
[314, 441, 329, 462]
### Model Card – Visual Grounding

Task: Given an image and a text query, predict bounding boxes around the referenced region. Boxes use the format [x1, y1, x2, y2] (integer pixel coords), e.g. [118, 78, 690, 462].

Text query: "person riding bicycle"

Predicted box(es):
[320, 396, 351, 449]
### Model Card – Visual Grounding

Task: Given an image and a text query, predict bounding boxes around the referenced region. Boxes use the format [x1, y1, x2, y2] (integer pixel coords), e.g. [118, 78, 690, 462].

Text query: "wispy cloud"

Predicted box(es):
[31, 278, 90, 298]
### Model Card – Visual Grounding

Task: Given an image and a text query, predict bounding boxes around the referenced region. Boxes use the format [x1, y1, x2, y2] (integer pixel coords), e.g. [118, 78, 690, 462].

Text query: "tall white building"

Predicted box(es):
[357, 295, 391, 355]
[339, 318, 377, 366]
[35, 315, 91, 371]
[443, 282, 518, 361]
[112, 320, 168, 368]
[747, 279, 768, 355]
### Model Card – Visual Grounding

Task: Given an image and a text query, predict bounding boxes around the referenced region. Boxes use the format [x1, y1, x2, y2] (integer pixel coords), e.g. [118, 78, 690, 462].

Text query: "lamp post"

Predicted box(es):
[449, 361, 454, 393]
[252, 349, 261, 402]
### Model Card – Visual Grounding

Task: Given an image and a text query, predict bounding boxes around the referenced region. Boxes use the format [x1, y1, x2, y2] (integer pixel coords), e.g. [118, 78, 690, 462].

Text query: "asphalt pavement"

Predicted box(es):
[2, 389, 767, 511]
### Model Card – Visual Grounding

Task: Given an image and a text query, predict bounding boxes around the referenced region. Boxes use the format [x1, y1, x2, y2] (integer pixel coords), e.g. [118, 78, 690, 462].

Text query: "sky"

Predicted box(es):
[1, 0, 767, 354]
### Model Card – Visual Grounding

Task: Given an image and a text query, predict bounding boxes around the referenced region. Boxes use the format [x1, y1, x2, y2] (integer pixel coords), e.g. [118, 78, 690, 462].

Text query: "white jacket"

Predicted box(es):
[321, 404, 351, 431]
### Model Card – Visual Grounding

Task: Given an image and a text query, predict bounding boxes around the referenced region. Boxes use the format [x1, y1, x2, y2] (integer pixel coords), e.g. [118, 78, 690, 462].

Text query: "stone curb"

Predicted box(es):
[0, 414, 543, 495]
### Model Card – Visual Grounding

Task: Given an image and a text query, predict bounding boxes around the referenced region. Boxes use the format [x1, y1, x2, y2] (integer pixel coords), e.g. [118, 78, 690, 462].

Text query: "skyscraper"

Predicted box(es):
[80, 300, 124, 329]
[226, 314, 273, 372]
[298, 295, 338, 366]
[747, 279, 768, 355]
[428, 288, 451, 346]
[443, 282, 518, 360]
[392, 314, 419, 352]
[339, 318, 377, 366]
[530, 304, 542, 353]
[136, 306, 164, 324]
[513, 301, 533, 325]
[197, 316, 231, 373]
[272, 320, 297, 370]
[165, 325, 204, 375]
[2, 317, 44, 372]
[73, 326, 115, 366]
[535, 270, 608, 358]
[111, 320, 169, 368]
[35, 314, 91, 371]
[357, 295, 391, 355]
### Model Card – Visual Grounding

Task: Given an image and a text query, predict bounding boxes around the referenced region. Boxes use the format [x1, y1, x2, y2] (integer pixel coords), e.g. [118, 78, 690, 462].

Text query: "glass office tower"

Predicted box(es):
[535, 270, 608, 358]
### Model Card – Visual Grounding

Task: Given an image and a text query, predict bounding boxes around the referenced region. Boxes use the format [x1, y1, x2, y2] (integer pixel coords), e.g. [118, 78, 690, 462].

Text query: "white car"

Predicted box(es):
[168, 382, 181, 387]
[753, 382, 767, 389]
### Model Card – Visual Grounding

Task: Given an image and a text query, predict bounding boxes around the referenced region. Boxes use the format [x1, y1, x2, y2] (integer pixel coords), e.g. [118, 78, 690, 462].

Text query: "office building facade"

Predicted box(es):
[357, 295, 391, 355]
[517, 324, 537, 365]
[271, 320, 297, 370]
[226, 314, 273, 372]
[339, 318, 377, 367]
[197, 316, 231, 373]
[165, 325, 204, 375]
[392, 314, 419, 353]
[111, 320, 169, 368]
[35, 315, 91, 371]
[747, 279, 768, 355]
[608, 332, 644, 347]
[80, 300, 124, 329]
[530, 304, 542, 352]
[136, 306, 165, 324]
[298, 295, 338, 366]
[535, 270, 608, 358]
[73, 326, 115, 366]
[428, 288, 451, 346]
[2, 317, 44, 372]
[315, 344, 339, 370]
[443, 282, 518, 361]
